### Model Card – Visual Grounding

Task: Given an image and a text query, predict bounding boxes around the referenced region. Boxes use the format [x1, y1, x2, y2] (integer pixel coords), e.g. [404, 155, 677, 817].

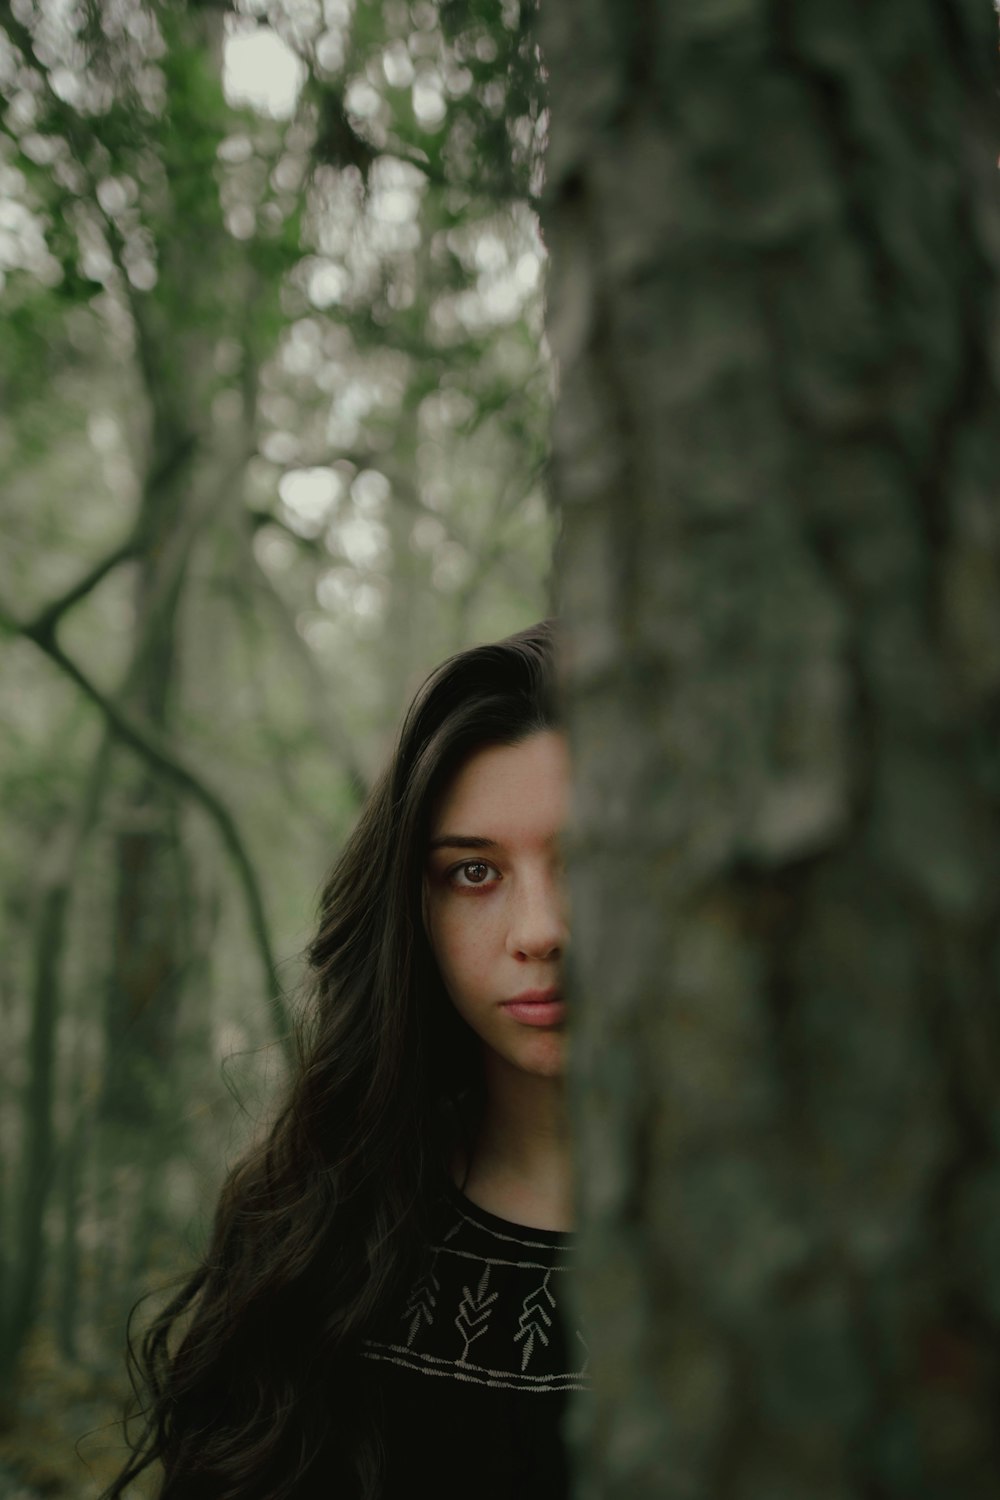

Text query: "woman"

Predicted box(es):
[104, 620, 589, 1500]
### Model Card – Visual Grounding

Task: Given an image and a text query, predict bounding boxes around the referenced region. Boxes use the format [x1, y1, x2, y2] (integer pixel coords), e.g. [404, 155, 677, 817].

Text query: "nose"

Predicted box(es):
[505, 864, 568, 961]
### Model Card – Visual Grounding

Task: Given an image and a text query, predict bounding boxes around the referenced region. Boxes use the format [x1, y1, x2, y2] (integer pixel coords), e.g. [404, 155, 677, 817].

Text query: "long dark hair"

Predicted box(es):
[102, 620, 559, 1500]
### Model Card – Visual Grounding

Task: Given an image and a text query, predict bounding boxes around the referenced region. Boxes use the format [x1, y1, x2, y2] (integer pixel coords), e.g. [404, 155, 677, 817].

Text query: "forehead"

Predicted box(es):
[429, 732, 569, 841]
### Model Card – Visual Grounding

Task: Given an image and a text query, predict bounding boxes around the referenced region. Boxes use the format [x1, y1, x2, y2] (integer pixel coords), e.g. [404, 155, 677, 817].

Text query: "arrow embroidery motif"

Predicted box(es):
[455, 1265, 498, 1365]
[514, 1270, 555, 1371]
[402, 1261, 440, 1348]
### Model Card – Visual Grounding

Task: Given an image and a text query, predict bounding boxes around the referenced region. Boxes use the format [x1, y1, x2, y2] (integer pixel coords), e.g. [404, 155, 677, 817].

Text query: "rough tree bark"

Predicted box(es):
[543, 4, 1000, 1498]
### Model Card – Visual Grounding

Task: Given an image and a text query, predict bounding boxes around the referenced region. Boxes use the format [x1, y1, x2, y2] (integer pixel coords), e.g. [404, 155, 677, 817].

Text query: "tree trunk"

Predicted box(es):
[97, 11, 220, 1130]
[0, 848, 70, 1395]
[0, 734, 112, 1392]
[56, 1081, 87, 1363]
[543, 4, 1000, 1498]
[99, 605, 189, 1128]
[100, 765, 186, 1129]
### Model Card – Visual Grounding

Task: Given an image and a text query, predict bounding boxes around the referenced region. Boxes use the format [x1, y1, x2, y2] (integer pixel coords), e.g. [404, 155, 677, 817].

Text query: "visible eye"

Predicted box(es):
[449, 860, 501, 889]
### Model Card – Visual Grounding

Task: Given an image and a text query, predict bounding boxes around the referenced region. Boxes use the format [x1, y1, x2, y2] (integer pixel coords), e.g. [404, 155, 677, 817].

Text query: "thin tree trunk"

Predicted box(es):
[56, 1081, 87, 1362]
[0, 733, 112, 1395]
[99, 420, 196, 1129]
[0, 853, 68, 1395]
[544, 3, 1000, 1498]
[100, 778, 186, 1128]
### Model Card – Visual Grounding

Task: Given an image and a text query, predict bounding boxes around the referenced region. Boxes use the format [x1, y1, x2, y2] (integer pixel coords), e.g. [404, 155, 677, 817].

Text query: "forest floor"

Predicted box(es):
[0, 1332, 136, 1499]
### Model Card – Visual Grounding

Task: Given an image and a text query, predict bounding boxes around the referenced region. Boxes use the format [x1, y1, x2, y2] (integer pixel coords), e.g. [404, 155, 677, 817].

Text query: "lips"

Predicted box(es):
[501, 989, 566, 1026]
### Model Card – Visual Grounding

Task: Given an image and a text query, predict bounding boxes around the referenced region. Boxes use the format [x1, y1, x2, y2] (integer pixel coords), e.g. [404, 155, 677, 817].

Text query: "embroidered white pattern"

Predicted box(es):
[402, 1257, 440, 1348]
[438, 1245, 573, 1273]
[359, 1184, 592, 1392]
[361, 1340, 589, 1392]
[514, 1270, 555, 1371]
[455, 1264, 499, 1364]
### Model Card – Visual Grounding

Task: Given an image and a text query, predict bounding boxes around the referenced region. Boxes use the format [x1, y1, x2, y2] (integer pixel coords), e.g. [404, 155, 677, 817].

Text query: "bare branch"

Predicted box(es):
[3, 607, 296, 1069]
[24, 535, 138, 644]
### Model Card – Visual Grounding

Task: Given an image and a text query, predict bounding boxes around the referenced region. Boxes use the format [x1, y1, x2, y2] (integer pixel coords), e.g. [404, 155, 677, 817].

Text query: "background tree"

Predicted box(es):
[0, 0, 552, 1490]
[544, 3, 1000, 1498]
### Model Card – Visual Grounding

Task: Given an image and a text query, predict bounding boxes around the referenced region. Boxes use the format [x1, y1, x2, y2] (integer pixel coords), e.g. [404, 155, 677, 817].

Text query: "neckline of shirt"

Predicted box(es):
[439, 1172, 577, 1249]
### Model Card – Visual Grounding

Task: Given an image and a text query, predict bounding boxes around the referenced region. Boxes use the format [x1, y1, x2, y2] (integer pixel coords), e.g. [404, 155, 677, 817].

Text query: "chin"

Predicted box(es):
[517, 1036, 566, 1079]
[478, 1029, 566, 1080]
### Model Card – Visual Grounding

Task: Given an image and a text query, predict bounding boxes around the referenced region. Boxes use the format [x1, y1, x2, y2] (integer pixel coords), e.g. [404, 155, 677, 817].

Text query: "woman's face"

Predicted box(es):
[424, 730, 570, 1080]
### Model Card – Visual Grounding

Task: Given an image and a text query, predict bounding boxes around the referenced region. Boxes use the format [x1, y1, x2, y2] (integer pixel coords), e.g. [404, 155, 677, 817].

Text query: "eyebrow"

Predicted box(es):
[427, 834, 501, 853]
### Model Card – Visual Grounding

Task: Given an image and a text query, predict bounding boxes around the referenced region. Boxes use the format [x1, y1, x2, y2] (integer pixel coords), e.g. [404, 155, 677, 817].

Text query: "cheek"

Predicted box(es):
[428, 900, 495, 990]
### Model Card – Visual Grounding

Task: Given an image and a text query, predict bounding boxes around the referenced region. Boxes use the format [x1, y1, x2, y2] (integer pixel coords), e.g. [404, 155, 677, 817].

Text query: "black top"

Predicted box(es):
[361, 1176, 591, 1499]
